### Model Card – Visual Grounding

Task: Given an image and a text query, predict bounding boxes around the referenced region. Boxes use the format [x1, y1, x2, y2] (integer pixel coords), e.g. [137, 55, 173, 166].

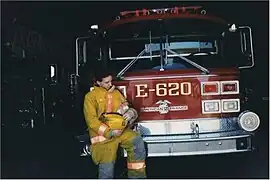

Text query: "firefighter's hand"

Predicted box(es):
[123, 108, 138, 125]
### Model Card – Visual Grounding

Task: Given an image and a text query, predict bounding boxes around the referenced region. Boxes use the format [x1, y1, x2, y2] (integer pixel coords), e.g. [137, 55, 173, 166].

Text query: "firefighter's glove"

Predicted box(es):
[123, 108, 138, 125]
[108, 129, 123, 138]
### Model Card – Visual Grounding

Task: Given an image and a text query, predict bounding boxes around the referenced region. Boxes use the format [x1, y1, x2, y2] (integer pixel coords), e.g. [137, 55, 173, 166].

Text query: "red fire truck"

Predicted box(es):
[76, 6, 260, 157]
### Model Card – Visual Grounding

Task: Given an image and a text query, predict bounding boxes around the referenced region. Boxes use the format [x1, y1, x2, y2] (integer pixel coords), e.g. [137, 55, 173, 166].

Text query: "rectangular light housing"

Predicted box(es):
[221, 99, 240, 113]
[220, 81, 239, 95]
[201, 81, 220, 96]
[202, 99, 221, 114]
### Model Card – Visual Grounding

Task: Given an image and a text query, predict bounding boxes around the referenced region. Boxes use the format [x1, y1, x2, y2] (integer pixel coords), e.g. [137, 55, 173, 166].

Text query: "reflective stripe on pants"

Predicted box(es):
[127, 161, 146, 170]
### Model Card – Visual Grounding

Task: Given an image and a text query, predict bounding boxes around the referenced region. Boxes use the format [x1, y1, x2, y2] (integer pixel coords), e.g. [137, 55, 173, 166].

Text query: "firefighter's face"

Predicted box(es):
[97, 75, 113, 90]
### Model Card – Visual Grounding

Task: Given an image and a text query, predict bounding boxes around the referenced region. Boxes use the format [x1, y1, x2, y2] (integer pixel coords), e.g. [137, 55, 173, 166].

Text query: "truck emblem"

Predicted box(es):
[156, 100, 171, 114]
[140, 100, 188, 114]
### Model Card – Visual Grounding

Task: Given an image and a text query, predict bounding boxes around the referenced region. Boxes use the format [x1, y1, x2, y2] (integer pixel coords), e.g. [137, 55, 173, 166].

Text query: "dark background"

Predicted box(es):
[1, 1, 269, 179]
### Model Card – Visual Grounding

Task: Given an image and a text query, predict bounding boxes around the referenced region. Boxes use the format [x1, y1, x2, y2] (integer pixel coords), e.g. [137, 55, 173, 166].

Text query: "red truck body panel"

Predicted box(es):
[114, 68, 240, 121]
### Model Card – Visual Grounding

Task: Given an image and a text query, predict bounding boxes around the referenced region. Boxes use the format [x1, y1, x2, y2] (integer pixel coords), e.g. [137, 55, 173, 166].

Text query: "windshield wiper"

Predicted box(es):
[165, 48, 210, 74]
[117, 48, 146, 78]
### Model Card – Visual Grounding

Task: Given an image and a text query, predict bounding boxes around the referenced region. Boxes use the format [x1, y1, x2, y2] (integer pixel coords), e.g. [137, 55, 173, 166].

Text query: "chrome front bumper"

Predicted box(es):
[123, 117, 256, 157]
[138, 131, 253, 157]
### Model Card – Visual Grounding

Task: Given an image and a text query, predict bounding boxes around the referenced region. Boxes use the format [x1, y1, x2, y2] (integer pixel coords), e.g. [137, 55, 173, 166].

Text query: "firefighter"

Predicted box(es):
[83, 68, 147, 179]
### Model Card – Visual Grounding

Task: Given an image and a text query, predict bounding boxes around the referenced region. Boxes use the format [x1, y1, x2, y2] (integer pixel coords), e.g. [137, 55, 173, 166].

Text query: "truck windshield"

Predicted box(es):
[106, 18, 239, 74]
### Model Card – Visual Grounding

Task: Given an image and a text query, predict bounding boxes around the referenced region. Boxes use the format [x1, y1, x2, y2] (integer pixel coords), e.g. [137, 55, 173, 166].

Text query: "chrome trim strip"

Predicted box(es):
[143, 134, 250, 143]
[147, 149, 250, 157]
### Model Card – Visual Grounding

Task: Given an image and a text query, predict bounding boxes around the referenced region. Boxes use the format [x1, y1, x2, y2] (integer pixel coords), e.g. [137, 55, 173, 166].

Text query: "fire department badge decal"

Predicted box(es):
[156, 100, 171, 114]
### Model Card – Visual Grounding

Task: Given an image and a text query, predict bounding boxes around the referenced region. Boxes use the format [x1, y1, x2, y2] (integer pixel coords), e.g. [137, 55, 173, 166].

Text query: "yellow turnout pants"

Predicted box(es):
[90, 129, 146, 179]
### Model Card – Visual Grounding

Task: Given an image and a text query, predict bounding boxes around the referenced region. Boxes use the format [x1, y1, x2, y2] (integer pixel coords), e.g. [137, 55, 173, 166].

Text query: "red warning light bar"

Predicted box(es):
[103, 5, 227, 30]
[117, 6, 205, 20]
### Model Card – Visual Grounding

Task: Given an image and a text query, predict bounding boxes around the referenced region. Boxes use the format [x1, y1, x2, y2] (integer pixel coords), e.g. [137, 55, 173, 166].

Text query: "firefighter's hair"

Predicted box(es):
[93, 67, 114, 83]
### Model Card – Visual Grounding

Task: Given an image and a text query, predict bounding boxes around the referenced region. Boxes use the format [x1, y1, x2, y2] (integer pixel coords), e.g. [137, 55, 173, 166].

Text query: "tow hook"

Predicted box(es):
[190, 122, 200, 138]
[195, 124, 200, 137]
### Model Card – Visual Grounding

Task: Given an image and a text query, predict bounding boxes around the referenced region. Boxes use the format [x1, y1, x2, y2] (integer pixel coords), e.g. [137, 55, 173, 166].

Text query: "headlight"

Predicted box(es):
[221, 99, 240, 113]
[202, 100, 221, 114]
[238, 111, 260, 132]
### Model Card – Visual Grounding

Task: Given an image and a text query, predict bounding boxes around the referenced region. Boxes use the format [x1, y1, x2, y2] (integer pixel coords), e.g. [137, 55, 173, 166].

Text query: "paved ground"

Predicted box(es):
[1, 100, 268, 179]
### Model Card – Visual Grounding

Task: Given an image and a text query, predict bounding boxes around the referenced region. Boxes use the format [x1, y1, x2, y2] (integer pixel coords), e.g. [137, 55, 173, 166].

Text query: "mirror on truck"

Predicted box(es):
[77, 38, 101, 67]
[76, 35, 104, 78]
[221, 25, 254, 69]
[78, 40, 88, 65]
[76, 33, 105, 94]
[238, 26, 255, 69]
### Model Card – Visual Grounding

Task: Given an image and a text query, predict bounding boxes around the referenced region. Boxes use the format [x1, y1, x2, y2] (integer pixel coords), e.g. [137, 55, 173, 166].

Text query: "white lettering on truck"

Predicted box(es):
[135, 82, 192, 97]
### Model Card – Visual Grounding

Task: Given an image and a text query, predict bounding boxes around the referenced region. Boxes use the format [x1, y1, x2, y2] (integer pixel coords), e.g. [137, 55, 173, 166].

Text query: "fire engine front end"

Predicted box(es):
[115, 69, 260, 157]
[76, 6, 260, 157]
